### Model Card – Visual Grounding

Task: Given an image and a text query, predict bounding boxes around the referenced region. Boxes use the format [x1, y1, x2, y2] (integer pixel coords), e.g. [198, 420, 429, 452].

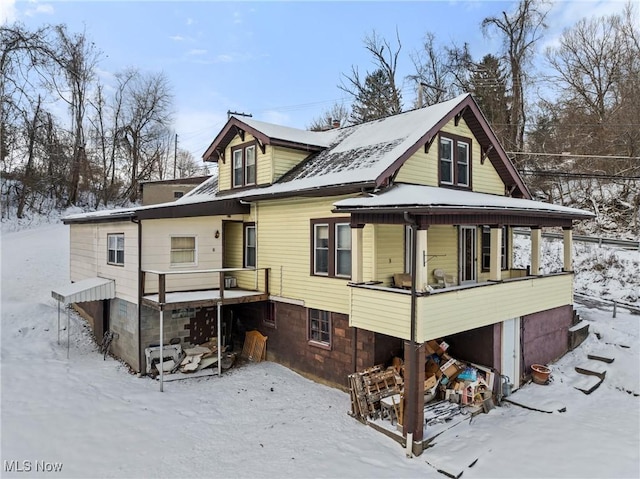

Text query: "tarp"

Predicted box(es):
[51, 277, 115, 304]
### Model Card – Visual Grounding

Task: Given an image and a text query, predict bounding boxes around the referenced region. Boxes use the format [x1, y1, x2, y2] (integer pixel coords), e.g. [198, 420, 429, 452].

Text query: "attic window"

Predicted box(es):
[231, 142, 257, 188]
[439, 134, 471, 189]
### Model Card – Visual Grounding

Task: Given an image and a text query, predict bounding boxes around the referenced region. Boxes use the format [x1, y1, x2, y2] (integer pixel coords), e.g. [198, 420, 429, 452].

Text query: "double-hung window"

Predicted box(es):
[439, 134, 471, 188]
[231, 142, 257, 187]
[481, 226, 508, 271]
[244, 224, 256, 268]
[308, 308, 331, 347]
[107, 233, 124, 266]
[311, 219, 351, 278]
[170, 235, 196, 266]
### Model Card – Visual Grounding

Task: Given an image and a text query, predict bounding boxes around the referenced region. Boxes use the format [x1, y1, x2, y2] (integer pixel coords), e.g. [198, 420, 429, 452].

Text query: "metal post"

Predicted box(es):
[159, 309, 164, 392]
[57, 301, 60, 345]
[217, 302, 222, 377]
[67, 307, 70, 359]
[613, 301, 617, 318]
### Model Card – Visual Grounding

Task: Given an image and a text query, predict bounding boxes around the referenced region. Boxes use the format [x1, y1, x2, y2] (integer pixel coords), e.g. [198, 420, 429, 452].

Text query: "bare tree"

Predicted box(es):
[340, 30, 402, 123]
[48, 25, 101, 205]
[118, 69, 173, 202]
[307, 103, 350, 131]
[409, 32, 457, 107]
[482, 0, 549, 152]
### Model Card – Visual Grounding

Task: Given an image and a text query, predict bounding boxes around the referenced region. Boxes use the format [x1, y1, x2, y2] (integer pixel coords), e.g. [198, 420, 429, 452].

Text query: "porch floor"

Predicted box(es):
[142, 288, 269, 311]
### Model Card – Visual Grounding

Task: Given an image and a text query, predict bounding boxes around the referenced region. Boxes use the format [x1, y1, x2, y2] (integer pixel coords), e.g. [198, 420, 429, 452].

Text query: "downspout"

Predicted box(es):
[134, 217, 143, 376]
[403, 211, 418, 455]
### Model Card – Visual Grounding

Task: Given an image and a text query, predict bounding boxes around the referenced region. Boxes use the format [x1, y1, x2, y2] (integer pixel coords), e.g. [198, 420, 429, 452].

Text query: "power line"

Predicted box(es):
[508, 151, 640, 160]
[519, 170, 640, 180]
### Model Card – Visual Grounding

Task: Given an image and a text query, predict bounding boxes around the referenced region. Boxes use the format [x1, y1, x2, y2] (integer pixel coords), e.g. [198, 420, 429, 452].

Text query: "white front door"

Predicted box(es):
[459, 226, 477, 284]
[501, 318, 521, 389]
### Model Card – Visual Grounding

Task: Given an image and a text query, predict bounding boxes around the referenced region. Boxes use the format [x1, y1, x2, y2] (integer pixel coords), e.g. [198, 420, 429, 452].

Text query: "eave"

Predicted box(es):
[374, 95, 532, 199]
[202, 117, 325, 163]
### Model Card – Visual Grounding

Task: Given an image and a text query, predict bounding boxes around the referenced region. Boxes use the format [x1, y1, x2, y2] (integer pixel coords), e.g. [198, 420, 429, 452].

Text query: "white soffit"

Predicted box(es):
[52, 277, 116, 304]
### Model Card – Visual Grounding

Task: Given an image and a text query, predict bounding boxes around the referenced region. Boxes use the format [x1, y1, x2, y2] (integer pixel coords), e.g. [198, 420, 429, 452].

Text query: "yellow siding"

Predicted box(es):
[141, 217, 223, 293]
[349, 287, 412, 339]
[219, 133, 272, 192]
[426, 225, 458, 286]
[395, 148, 437, 185]
[70, 222, 139, 304]
[254, 196, 353, 313]
[349, 274, 573, 341]
[417, 274, 573, 341]
[272, 146, 308, 182]
[395, 117, 505, 195]
[375, 224, 404, 286]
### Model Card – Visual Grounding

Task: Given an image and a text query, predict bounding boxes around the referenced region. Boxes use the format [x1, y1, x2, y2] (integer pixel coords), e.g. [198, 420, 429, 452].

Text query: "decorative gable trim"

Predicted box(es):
[202, 117, 325, 163]
[374, 95, 531, 199]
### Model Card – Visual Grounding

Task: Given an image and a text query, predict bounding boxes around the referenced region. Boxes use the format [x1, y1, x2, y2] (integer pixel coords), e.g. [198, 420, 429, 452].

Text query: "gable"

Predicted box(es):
[395, 116, 505, 195]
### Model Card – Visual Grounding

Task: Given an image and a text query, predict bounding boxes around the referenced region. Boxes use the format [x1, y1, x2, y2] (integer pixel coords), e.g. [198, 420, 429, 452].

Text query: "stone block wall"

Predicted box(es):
[108, 298, 139, 371]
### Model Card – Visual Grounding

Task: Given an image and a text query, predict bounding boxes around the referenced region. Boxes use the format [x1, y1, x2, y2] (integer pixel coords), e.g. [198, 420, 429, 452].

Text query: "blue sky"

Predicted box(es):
[2, 0, 630, 164]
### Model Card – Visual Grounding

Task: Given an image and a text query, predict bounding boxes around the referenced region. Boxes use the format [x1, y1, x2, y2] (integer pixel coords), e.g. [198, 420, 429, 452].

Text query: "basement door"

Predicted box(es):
[501, 318, 521, 390]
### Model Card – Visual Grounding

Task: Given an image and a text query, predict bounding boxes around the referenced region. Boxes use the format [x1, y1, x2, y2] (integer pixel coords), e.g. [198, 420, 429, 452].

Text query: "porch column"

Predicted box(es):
[403, 340, 425, 455]
[563, 227, 573, 272]
[489, 226, 502, 281]
[531, 227, 542, 275]
[351, 225, 364, 283]
[416, 228, 429, 291]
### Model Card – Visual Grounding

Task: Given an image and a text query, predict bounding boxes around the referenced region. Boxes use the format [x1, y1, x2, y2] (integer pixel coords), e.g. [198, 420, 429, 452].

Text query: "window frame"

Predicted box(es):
[170, 235, 197, 267]
[308, 308, 331, 349]
[231, 141, 258, 188]
[481, 226, 508, 272]
[438, 133, 472, 189]
[310, 218, 351, 279]
[107, 233, 125, 266]
[244, 223, 257, 268]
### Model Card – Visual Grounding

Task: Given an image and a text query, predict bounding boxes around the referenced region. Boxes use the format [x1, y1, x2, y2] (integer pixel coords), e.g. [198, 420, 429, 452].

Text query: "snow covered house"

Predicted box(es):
[62, 94, 592, 451]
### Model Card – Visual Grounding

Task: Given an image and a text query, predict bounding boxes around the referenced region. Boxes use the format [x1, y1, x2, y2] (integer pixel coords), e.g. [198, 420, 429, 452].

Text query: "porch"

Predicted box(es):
[348, 272, 573, 341]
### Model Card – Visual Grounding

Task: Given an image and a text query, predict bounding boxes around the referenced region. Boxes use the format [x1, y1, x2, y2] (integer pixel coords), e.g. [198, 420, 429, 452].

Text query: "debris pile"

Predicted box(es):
[348, 365, 403, 422]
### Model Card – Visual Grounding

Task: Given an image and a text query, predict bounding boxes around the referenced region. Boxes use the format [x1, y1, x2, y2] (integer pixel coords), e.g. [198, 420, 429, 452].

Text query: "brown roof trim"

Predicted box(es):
[333, 204, 591, 221]
[202, 117, 324, 162]
[216, 181, 376, 202]
[136, 199, 249, 220]
[139, 176, 211, 187]
[374, 95, 531, 199]
[63, 212, 137, 225]
[345, 211, 576, 229]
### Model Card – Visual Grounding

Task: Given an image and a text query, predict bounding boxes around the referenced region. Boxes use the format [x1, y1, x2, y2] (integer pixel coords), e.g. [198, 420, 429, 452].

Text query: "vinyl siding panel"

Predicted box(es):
[394, 148, 436, 185]
[272, 146, 308, 182]
[70, 222, 139, 305]
[395, 118, 505, 195]
[219, 133, 272, 192]
[349, 287, 412, 339]
[417, 274, 573, 341]
[141, 217, 223, 293]
[426, 225, 458, 286]
[254, 196, 353, 313]
[349, 274, 573, 341]
[375, 224, 404, 286]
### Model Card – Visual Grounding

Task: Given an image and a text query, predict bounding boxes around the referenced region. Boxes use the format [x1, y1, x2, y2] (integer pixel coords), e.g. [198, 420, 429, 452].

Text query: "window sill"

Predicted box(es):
[107, 262, 125, 267]
[308, 340, 331, 351]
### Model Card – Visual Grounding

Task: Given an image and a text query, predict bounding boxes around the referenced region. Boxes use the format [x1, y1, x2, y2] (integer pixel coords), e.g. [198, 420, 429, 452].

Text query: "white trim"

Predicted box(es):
[169, 234, 198, 267]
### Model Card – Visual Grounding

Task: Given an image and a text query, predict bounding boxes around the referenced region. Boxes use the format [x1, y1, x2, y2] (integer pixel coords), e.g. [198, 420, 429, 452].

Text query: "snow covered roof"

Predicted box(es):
[52, 277, 115, 304]
[333, 184, 595, 219]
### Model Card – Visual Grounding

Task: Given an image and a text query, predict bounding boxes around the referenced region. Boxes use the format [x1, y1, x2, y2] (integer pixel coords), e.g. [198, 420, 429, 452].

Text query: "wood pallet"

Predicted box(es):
[348, 365, 402, 421]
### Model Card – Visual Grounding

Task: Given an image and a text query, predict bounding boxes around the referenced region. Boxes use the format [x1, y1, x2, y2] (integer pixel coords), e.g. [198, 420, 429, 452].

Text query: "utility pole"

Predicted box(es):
[173, 133, 178, 179]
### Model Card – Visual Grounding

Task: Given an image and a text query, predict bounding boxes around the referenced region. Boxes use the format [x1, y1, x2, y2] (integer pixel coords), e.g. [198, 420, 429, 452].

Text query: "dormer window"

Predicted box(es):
[232, 142, 257, 188]
[439, 134, 471, 188]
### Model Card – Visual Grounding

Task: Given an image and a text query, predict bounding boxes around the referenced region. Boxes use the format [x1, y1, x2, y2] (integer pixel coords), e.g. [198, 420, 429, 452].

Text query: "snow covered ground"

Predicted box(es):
[1, 222, 638, 478]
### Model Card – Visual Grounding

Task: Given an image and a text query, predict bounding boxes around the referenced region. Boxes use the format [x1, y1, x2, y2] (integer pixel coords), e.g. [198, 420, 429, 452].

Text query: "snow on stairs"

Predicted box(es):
[569, 309, 589, 350]
[572, 355, 614, 395]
